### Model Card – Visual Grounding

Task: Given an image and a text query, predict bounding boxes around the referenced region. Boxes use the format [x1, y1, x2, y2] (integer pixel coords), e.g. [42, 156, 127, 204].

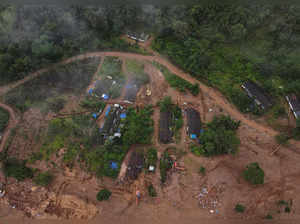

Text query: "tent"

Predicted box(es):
[110, 162, 118, 170]
[190, 134, 197, 139]
[88, 89, 93, 95]
[120, 113, 126, 119]
[92, 113, 97, 119]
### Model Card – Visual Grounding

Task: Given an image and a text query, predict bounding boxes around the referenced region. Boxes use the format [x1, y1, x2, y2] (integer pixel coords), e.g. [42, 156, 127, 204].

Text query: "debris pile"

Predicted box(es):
[194, 184, 225, 213]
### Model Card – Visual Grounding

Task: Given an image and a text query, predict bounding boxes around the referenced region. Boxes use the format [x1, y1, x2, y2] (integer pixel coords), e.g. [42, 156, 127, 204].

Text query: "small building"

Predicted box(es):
[127, 31, 150, 42]
[286, 94, 300, 119]
[241, 81, 273, 110]
[186, 108, 201, 139]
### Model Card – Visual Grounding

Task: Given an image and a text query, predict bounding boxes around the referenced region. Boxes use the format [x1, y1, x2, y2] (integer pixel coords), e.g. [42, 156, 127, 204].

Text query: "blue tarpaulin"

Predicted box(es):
[190, 134, 197, 139]
[105, 106, 111, 116]
[120, 113, 126, 119]
[126, 84, 133, 89]
[102, 94, 109, 100]
[88, 89, 93, 95]
[110, 162, 118, 170]
[92, 113, 97, 119]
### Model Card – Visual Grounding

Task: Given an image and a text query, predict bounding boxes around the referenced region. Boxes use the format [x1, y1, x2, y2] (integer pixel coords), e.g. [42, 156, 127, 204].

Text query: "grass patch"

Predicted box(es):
[153, 62, 199, 96]
[235, 204, 245, 213]
[125, 59, 150, 86]
[97, 189, 111, 201]
[243, 162, 265, 185]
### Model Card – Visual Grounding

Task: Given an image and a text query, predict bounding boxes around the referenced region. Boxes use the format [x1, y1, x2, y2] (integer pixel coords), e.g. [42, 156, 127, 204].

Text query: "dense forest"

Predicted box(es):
[1, 3, 300, 110]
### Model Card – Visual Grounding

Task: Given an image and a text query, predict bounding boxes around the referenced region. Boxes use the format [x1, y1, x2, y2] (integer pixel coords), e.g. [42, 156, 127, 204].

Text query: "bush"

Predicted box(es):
[97, 189, 111, 201]
[275, 133, 289, 145]
[2, 158, 34, 181]
[243, 162, 264, 185]
[199, 166, 206, 175]
[265, 214, 273, 219]
[148, 184, 157, 197]
[158, 96, 173, 112]
[285, 206, 291, 213]
[34, 171, 53, 186]
[235, 204, 245, 213]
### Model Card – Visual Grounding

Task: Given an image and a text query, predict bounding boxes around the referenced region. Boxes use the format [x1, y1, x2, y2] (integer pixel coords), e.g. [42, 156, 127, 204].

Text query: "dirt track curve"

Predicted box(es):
[1, 49, 298, 153]
[0, 103, 18, 151]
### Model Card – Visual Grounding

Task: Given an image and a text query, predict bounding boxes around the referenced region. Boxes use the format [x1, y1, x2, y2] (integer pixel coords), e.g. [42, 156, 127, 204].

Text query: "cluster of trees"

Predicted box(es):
[159, 151, 173, 183]
[154, 62, 199, 96]
[151, 4, 300, 113]
[121, 105, 154, 146]
[191, 115, 240, 156]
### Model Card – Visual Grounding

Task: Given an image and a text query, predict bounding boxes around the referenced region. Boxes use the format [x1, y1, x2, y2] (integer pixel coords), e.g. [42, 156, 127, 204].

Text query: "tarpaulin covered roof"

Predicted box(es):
[190, 134, 197, 139]
[110, 162, 118, 170]
[92, 113, 97, 119]
[105, 106, 111, 116]
[88, 89, 93, 95]
[120, 113, 126, 119]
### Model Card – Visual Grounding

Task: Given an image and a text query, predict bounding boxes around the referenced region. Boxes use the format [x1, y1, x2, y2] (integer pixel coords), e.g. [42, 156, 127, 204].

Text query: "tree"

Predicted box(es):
[243, 162, 264, 185]
[0, 108, 9, 132]
[97, 189, 111, 201]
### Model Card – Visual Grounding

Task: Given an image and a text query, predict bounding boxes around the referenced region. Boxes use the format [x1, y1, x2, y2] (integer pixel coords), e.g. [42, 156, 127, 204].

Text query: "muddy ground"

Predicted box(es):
[0, 52, 300, 224]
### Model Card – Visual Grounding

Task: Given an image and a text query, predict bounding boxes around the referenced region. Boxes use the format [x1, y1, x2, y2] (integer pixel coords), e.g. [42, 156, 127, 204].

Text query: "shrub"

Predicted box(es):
[243, 162, 264, 185]
[199, 166, 206, 175]
[34, 171, 53, 186]
[148, 184, 157, 197]
[235, 204, 245, 213]
[2, 158, 34, 181]
[97, 189, 112, 201]
[285, 206, 291, 213]
[275, 133, 289, 145]
[265, 214, 273, 219]
[158, 96, 173, 112]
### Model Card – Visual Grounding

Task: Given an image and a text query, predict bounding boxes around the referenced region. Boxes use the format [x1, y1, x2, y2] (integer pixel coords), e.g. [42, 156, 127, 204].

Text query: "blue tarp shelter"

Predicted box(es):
[120, 113, 126, 119]
[105, 106, 111, 116]
[88, 89, 93, 95]
[110, 162, 118, 170]
[102, 94, 109, 100]
[190, 134, 197, 139]
[92, 113, 97, 119]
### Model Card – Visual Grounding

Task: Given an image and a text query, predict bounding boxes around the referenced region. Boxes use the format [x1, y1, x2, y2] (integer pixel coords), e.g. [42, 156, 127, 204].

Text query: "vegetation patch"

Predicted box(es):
[4, 58, 99, 113]
[235, 204, 245, 213]
[33, 171, 53, 187]
[97, 189, 112, 201]
[243, 162, 265, 185]
[125, 59, 150, 86]
[190, 115, 240, 157]
[153, 62, 199, 96]
[0, 107, 9, 132]
[145, 147, 158, 171]
[2, 157, 34, 181]
[148, 184, 157, 197]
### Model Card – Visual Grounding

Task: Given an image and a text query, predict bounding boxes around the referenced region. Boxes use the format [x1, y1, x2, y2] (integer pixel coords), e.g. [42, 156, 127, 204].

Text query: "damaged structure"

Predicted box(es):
[124, 82, 139, 103]
[159, 111, 172, 144]
[241, 81, 273, 110]
[186, 108, 201, 139]
[99, 105, 126, 142]
[126, 31, 150, 42]
[286, 94, 300, 119]
[125, 151, 144, 180]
